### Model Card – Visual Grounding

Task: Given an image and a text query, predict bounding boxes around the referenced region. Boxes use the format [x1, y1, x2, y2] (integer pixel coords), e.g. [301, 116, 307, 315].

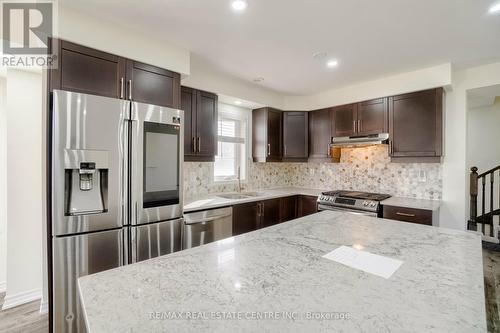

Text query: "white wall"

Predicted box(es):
[466, 99, 500, 214]
[2, 69, 43, 309]
[182, 54, 285, 109]
[283, 63, 452, 110]
[440, 62, 500, 230]
[467, 100, 500, 171]
[57, 5, 190, 75]
[0, 77, 6, 293]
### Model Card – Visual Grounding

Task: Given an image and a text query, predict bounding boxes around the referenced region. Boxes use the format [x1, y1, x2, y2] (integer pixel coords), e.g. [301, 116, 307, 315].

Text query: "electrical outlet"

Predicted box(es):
[418, 170, 427, 183]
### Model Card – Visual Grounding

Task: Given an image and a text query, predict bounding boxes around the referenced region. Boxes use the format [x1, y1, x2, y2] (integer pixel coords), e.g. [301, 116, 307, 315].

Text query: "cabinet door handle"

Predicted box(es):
[327, 144, 331, 157]
[192, 137, 196, 153]
[358, 119, 361, 132]
[353, 120, 357, 133]
[284, 145, 287, 156]
[267, 143, 271, 156]
[119, 77, 124, 99]
[197, 137, 201, 153]
[128, 79, 132, 100]
[396, 212, 416, 217]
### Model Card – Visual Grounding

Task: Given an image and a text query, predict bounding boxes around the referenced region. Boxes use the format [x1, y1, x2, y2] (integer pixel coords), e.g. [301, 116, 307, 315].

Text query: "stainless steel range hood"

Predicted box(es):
[331, 133, 389, 147]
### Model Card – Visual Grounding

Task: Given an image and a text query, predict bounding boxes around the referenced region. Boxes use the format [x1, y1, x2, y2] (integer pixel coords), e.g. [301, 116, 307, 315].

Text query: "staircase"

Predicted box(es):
[469, 165, 500, 243]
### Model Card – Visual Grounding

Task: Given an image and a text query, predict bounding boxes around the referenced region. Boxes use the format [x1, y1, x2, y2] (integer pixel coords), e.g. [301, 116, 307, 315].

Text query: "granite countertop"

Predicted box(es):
[381, 196, 441, 211]
[184, 187, 441, 213]
[78, 211, 485, 333]
[183, 187, 324, 213]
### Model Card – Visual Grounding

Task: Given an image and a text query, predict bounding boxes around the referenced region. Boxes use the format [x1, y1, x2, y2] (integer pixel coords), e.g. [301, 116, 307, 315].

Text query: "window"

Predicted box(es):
[214, 103, 249, 182]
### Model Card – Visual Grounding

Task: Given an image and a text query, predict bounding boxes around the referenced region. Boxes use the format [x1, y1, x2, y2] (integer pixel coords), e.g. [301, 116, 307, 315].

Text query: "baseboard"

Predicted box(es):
[1, 289, 42, 310]
[0, 281, 5, 293]
[39, 299, 48, 314]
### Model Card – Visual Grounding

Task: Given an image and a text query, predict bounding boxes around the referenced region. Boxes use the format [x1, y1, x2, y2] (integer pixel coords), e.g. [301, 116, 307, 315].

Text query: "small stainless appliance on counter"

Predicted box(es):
[317, 190, 391, 217]
[50, 90, 183, 332]
[183, 207, 233, 249]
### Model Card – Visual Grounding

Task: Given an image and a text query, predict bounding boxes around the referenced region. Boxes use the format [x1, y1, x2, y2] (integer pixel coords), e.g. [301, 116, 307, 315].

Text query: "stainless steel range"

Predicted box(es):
[317, 191, 391, 217]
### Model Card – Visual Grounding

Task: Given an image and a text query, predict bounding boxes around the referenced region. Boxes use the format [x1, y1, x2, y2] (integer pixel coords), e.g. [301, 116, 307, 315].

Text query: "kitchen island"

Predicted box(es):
[78, 211, 486, 332]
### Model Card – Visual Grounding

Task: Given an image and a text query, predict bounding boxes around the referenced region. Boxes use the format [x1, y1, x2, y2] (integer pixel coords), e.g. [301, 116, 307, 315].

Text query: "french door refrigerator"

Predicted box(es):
[50, 90, 183, 332]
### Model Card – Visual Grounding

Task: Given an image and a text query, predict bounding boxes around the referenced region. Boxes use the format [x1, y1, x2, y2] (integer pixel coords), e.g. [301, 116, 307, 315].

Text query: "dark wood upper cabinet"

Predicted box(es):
[48, 39, 182, 110]
[252, 107, 282, 162]
[332, 103, 358, 137]
[126, 60, 181, 108]
[181, 86, 218, 162]
[261, 198, 281, 228]
[196, 90, 218, 158]
[309, 108, 333, 161]
[357, 98, 388, 135]
[331, 99, 388, 138]
[232, 202, 260, 236]
[181, 87, 196, 159]
[389, 88, 443, 162]
[49, 40, 125, 98]
[283, 112, 308, 162]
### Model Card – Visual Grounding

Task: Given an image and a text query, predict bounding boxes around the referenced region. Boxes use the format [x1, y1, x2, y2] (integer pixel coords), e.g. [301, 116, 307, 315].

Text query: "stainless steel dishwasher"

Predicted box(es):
[182, 206, 233, 249]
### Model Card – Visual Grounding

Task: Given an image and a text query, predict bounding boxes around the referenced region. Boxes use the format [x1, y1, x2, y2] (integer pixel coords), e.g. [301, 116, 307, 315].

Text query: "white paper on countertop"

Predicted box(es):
[323, 246, 403, 279]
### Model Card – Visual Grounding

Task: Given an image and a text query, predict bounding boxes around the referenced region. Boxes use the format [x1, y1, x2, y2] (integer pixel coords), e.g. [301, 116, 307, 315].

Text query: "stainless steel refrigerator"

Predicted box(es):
[50, 90, 184, 332]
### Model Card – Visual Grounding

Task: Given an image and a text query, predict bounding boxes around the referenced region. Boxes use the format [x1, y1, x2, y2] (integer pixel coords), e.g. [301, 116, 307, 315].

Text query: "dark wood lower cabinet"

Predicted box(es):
[280, 196, 297, 222]
[261, 198, 281, 228]
[232, 202, 260, 236]
[382, 205, 432, 226]
[233, 195, 317, 236]
[297, 195, 318, 217]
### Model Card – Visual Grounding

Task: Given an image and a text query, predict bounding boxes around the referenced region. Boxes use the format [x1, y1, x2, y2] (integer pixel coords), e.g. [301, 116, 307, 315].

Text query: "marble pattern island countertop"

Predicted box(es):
[78, 211, 485, 333]
[184, 187, 441, 213]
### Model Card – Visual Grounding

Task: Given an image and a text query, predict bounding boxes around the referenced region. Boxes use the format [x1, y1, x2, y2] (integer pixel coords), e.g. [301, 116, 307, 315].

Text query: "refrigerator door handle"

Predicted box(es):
[129, 112, 139, 225]
[122, 101, 132, 227]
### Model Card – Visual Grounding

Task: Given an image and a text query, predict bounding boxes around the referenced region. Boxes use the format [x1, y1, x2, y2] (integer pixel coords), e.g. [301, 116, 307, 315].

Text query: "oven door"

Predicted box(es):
[130, 101, 184, 225]
[318, 204, 378, 217]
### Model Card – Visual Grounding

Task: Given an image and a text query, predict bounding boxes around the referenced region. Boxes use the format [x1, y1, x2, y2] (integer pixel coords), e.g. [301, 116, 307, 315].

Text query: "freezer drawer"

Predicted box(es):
[183, 207, 233, 249]
[130, 218, 182, 263]
[53, 228, 125, 333]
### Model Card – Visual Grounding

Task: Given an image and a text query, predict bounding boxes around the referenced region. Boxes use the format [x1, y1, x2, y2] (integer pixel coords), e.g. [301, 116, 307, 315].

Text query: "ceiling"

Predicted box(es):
[60, 0, 500, 95]
[468, 84, 500, 109]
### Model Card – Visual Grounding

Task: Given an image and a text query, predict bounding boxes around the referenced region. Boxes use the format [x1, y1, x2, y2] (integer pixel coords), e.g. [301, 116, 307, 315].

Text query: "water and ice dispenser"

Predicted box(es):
[64, 150, 109, 216]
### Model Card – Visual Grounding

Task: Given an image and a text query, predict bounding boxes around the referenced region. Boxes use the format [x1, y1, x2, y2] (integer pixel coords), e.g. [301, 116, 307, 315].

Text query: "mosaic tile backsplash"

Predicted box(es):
[183, 145, 442, 200]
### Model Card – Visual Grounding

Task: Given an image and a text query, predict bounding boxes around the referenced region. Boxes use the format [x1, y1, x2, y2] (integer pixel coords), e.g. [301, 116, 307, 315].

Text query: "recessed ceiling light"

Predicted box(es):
[327, 59, 339, 68]
[313, 52, 327, 60]
[489, 2, 500, 13]
[234, 100, 242, 105]
[231, 0, 247, 11]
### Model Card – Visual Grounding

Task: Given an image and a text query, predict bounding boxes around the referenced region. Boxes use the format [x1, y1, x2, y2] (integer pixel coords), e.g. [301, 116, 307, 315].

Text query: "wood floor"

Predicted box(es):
[0, 249, 499, 333]
[0, 292, 48, 333]
[484, 246, 500, 332]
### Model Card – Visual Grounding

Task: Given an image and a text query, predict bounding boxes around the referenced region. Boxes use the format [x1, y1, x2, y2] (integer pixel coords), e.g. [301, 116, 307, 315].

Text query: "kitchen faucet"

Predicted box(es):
[237, 166, 242, 193]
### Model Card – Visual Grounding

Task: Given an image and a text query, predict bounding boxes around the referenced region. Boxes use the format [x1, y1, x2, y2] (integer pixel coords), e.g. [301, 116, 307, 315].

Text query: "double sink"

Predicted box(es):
[217, 192, 266, 200]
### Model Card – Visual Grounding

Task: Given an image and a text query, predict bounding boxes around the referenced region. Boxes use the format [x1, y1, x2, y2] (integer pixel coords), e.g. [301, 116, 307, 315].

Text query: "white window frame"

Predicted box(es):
[213, 103, 250, 184]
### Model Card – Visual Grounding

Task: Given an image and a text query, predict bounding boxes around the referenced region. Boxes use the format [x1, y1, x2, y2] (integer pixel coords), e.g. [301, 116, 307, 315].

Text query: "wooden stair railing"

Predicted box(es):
[469, 165, 500, 238]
